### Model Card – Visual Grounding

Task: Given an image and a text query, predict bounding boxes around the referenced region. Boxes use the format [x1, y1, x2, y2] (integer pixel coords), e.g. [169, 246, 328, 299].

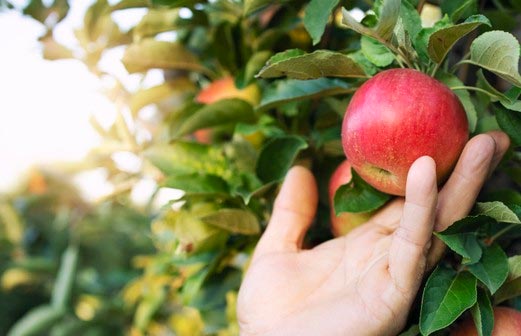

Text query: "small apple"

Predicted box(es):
[329, 160, 372, 236]
[341, 68, 468, 196]
[195, 76, 260, 106]
[451, 307, 521, 336]
[194, 76, 261, 144]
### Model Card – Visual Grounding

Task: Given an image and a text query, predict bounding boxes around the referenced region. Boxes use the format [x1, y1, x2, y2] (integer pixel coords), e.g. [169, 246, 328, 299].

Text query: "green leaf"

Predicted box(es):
[399, 0, 422, 41]
[133, 8, 208, 40]
[200, 209, 260, 235]
[420, 266, 477, 335]
[476, 69, 510, 103]
[375, 0, 401, 41]
[111, 0, 149, 11]
[415, 15, 452, 62]
[257, 50, 366, 80]
[341, 7, 381, 40]
[441, 0, 478, 22]
[163, 174, 229, 194]
[8, 305, 65, 336]
[428, 15, 490, 64]
[173, 99, 255, 138]
[237, 51, 272, 87]
[508, 255, 521, 279]
[494, 255, 521, 304]
[475, 201, 521, 224]
[361, 36, 395, 67]
[334, 169, 391, 214]
[303, 0, 340, 45]
[468, 30, 521, 87]
[258, 78, 355, 111]
[398, 324, 419, 336]
[51, 245, 79, 308]
[435, 232, 482, 264]
[495, 105, 521, 146]
[468, 243, 509, 294]
[471, 288, 494, 336]
[122, 39, 209, 75]
[243, 0, 289, 16]
[256, 136, 308, 183]
[437, 72, 477, 132]
[130, 79, 196, 115]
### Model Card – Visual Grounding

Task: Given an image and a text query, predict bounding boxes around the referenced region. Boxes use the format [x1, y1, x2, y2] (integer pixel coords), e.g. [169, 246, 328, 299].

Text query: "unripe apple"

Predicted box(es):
[341, 68, 468, 196]
[329, 160, 372, 236]
[194, 76, 262, 144]
[451, 307, 521, 336]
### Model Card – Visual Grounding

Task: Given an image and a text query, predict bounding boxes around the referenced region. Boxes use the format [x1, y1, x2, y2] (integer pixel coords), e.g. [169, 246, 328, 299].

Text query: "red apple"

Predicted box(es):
[341, 68, 468, 196]
[451, 307, 521, 336]
[329, 160, 372, 236]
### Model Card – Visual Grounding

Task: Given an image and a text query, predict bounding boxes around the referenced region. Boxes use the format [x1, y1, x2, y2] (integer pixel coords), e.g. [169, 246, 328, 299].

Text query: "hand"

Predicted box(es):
[237, 131, 510, 336]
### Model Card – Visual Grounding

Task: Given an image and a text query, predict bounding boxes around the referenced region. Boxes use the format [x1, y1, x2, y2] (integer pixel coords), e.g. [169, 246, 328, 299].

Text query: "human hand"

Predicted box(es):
[237, 131, 510, 336]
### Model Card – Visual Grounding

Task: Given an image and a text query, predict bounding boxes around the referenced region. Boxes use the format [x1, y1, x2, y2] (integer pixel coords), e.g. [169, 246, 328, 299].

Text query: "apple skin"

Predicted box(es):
[451, 307, 521, 336]
[329, 160, 372, 236]
[341, 68, 468, 196]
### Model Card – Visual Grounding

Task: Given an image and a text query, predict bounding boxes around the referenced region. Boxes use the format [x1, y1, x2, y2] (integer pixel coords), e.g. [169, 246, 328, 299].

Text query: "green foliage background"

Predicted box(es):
[1, 0, 521, 335]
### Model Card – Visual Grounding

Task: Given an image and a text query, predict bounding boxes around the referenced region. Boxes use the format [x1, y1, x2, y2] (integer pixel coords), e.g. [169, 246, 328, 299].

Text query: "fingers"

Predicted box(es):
[389, 156, 438, 295]
[427, 131, 510, 269]
[434, 132, 509, 232]
[253, 166, 318, 258]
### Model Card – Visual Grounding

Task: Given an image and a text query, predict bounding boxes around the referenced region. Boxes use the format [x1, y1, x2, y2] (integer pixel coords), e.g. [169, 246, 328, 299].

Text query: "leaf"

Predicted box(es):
[303, 0, 340, 45]
[201, 209, 260, 235]
[468, 243, 509, 294]
[130, 79, 196, 115]
[258, 78, 355, 111]
[375, 0, 401, 41]
[471, 288, 494, 336]
[494, 255, 521, 304]
[51, 245, 79, 308]
[361, 36, 395, 67]
[437, 72, 477, 132]
[122, 39, 208, 74]
[111, 0, 148, 11]
[399, 0, 422, 41]
[341, 7, 380, 40]
[163, 174, 229, 194]
[398, 324, 419, 336]
[495, 105, 521, 146]
[468, 31, 521, 87]
[508, 255, 521, 279]
[334, 169, 391, 213]
[428, 15, 490, 64]
[475, 201, 521, 224]
[256, 136, 308, 183]
[7, 305, 65, 336]
[133, 8, 207, 40]
[441, 0, 478, 23]
[237, 51, 272, 87]
[243, 0, 289, 16]
[257, 50, 366, 80]
[420, 266, 477, 335]
[173, 99, 255, 138]
[435, 232, 482, 264]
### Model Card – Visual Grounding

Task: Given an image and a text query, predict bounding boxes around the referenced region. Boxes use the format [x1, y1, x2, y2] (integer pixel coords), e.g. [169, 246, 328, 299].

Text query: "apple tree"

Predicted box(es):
[4, 0, 521, 335]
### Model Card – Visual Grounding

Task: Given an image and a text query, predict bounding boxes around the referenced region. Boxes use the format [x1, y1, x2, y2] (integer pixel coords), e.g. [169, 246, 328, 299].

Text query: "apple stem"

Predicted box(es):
[449, 86, 499, 99]
[487, 224, 517, 245]
[430, 62, 441, 78]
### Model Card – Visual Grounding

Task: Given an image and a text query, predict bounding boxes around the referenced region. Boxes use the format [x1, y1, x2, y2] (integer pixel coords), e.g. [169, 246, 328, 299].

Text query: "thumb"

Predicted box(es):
[254, 166, 318, 258]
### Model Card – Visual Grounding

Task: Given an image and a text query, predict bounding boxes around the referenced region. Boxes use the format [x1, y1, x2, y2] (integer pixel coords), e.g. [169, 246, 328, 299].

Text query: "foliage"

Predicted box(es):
[3, 0, 521, 335]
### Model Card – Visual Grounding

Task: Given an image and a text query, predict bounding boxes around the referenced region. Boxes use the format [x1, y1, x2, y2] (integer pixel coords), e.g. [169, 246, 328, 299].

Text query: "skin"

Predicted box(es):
[238, 131, 509, 336]
[329, 160, 372, 236]
[451, 307, 521, 336]
[342, 69, 468, 196]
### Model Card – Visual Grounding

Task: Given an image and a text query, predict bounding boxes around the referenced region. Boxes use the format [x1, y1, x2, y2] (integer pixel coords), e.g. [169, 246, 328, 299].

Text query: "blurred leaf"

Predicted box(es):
[468, 31, 521, 87]
[467, 243, 509, 294]
[259, 78, 355, 110]
[134, 8, 208, 40]
[495, 105, 521, 146]
[375, 0, 401, 41]
[441, 0, 477, 23]
[257, 50, 366, 80]
[151, 0, 201, 7]
[438, 72, 477, 132]
[471, 288, 494, 336]
[23, 0, 69, 26]
[428, 15, 490, 64]
[134, 287, 166, 331]
[164, 174, 229, 194]
[420, 266, 477, 335]
[303, 0, 339, 45]
[236, 51, 272, 87]
[398, 324, 419, 336]
[8, 305, 65, 336]
[122, 39, 209, 75]
[244, 0, 289, 16]
[361, 36, 394, 67]
[475, 201, 521, 224]
[334, 169, 391, 214]
[173, 99, 255, 138]
[51, 245, 79, 308]
[256, 136, 308, 183]
[39, 34, 74, 60]
[169, 307, 205, 336]
[201, 209, 260, 235]
[130, 79, 195, 115]
[111, 0, 149, 10]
